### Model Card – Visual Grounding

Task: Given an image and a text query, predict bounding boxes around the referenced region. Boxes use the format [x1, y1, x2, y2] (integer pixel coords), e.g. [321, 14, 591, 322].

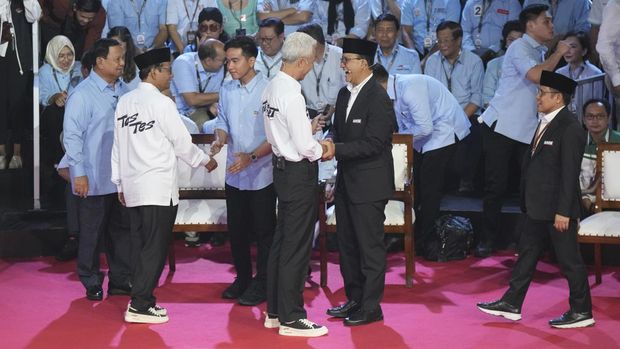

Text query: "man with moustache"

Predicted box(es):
[477, 71, 593, 329]
[210, 36, 276, 306]
[112, 48, 217, 323]
[323, 38, 396, 326]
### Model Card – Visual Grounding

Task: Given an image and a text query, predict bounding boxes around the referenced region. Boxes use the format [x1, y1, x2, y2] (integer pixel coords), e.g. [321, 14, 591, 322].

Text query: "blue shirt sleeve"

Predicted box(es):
[63, 90, 89, 177]
[511, 41, 539, 77]
[39, 64, 56, 106]
[350, 0, 370, 39]
[106, 0, 123, 29]
[461, 1, 476, 52]
[445, 0, 461, 22]
[470, 57, 484, 108]
[172, 57, 199, 94]
[401, 82, 433, 139]
[215, 85, 230, 134]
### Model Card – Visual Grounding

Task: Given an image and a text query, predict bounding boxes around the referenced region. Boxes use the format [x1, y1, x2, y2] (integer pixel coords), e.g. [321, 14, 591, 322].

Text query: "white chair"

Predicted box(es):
[318, 134, 416, 287]
[578, 142, 620, 284]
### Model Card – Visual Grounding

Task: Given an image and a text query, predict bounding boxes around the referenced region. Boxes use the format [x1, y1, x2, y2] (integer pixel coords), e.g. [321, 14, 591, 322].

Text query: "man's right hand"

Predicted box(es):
[205, 158, 218, 172]
[73, 176, 89, 198]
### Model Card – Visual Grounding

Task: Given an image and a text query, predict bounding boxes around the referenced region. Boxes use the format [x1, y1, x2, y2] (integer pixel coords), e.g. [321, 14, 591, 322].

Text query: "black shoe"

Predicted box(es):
[55, 237, 78, 261]
[344, 308, 383, 326]
[476, 300, 521, 321]
[221, 278, 249, 299]
[209, 233, 226, 247]
[238, 280, 266, 306]
[549, 310, 595, 329]
[108, 282, 132, 296]
[86, 286, 103, 301]
[474, 242, 494, 258]
[326, 300, 360, 318]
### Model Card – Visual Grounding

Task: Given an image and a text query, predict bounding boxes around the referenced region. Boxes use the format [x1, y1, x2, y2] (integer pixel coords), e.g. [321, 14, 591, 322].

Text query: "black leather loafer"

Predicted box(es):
[86, 286, 103, 301]
[327, 300, 360, 318]
[343, 308, 383, 326]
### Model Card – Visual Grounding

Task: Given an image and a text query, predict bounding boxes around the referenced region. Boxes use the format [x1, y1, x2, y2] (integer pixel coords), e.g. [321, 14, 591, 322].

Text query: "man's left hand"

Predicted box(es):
[228, 152, 251, 174]
[554, 214, 570, 232]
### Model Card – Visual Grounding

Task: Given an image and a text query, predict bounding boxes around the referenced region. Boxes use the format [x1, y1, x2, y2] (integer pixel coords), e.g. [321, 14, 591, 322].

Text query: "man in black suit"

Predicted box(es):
[322, 38, 397, 326]
[477, 71, 594, 329]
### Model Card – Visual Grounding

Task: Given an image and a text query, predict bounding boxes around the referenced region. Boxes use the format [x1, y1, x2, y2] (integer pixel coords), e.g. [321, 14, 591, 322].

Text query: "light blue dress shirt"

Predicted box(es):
[257, 0, 319, 36]
[387, 74, 471, 153]
[63, 71, 130, 195]
[401, 0, 461, 53]
[369, 0, 405, 19]
[523, 0, 591, 35]
[375, 45, 422, 75]
[39, 62, 83, 106]
[424, 49, 484, 110]
[461, 0, 521, 52]
[300, 44, 346, 111]
[482, 54, 504, 106]
[481, 33, 546, 144]
[170, 51, 224, 115]
[215, 73, 273, 190]
[315, 0, 370, 40]
[106, 0, 167, 48]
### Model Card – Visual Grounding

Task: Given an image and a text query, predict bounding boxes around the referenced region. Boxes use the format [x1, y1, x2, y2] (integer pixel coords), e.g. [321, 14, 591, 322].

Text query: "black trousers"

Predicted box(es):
[225, 183, 276, 284]
[481, 124, 529, 245]
[335, 185, 387, 312]
[414, 143, 457, 242]
[501, 216, 592, 313]
[128, 203, 177, 311]
[77, 194, 132, 288]
[0, 46, 31, 145]
[456, 122, 482, 186]
[267, 158, 318, 323]
[66, 184, 80, 237]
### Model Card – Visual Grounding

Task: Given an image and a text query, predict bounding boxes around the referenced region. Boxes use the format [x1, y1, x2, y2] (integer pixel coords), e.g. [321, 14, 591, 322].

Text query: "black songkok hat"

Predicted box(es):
[342, 38, 378, 62]
[540, 70, 577, 95]
[135, 48, 171, 70]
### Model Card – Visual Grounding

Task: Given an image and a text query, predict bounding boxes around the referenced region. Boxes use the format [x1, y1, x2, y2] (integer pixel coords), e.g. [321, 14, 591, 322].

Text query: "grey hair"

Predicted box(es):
[281, 32, 317, 63]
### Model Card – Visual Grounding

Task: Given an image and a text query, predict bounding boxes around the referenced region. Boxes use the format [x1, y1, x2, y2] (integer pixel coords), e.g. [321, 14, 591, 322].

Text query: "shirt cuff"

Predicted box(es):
[70, 164, 86, 178]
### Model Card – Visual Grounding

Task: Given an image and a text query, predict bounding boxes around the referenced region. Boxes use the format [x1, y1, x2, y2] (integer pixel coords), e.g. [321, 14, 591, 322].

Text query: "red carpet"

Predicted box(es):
[1, 242, 619, 349]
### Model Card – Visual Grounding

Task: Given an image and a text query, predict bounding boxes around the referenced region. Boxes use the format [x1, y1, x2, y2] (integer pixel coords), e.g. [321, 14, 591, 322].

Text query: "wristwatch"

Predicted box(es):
[250, 153, 258, 161]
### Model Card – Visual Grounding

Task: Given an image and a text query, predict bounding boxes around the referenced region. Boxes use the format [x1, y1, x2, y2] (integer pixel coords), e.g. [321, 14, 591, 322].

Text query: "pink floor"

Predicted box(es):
[1, 243, 619, 349]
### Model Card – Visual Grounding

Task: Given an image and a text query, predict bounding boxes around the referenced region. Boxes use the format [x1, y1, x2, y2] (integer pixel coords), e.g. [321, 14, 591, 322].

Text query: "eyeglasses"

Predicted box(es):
[157, 66, 172, 73]
[340, 56, 364, 64]
[259, 36, 277, 44]
[584, 113, 608, 121]
[199, 23, 221, 33]
[536, 89, 561, 96]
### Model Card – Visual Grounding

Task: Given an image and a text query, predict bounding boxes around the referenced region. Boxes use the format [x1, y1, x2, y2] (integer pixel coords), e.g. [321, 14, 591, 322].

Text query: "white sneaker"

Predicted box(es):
[127, 302, 167, 316]
[264, 312, 280, 329]
[279, 318, 328, 337]
[0, 155, 6, 170]
[8, 155, 22, 169]
[124, 305, 169, 324]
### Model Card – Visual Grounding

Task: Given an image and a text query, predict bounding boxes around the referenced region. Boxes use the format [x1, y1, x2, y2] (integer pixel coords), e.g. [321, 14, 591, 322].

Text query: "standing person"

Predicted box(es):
[323, 38, 396, 327]
[262, 32, 330, 337]
[210, 36, 275, 306]
[112, 48, 217, 324]
[63, 38, 132, 301]
[477, 71, 594, 329]
[460, 0, 521, 53]
[476, 4, 571, 257]
[0, 0, 41, 170]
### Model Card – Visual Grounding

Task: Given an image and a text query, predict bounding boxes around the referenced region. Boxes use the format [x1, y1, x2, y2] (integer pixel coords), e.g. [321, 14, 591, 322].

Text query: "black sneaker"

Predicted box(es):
[279, 318, 328, 337]
[477, 300, 522, 321]
[549, 310, 595, 329]
[221, 278, 249, 299]
[125, 305, 169, 324]
[55, 237, 78, 261]
[238, 280, 266, 306]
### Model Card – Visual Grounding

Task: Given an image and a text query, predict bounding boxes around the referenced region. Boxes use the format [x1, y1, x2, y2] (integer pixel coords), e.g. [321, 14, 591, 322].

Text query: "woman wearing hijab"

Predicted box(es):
[107, 26, 141, 90]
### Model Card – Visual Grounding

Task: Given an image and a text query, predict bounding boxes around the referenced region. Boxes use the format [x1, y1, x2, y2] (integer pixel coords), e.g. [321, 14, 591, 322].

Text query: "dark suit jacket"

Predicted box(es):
[521, 106, 586, 221]
[332, 76, 397, 204]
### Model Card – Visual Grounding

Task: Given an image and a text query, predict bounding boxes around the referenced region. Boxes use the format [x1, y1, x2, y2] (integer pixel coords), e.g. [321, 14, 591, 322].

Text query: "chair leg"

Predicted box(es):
[594, 243, 602, 284]
[168, 237, 176, 272]
[320, 230, 327, 287]
[404, 228, 413, 288]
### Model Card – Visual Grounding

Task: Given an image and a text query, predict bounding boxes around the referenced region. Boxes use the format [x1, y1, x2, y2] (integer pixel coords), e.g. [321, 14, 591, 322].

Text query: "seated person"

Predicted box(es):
[579, 98, 620, 216]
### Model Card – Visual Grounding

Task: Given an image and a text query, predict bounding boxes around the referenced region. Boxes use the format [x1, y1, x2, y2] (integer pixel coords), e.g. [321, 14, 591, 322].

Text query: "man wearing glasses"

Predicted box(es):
[182, 7, 230, 54]
[255, 17, 285, 80]
[477, 71, 594, 329]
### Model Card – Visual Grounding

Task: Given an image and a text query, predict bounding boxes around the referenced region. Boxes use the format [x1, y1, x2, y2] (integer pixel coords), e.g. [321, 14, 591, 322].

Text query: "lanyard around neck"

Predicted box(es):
[477, 0, 490, 34]
[312, 47, 329, 97]
[377, 47, 399, 72]
[425, 0, 433, 33]
[441, 55, 459, 92]
[182, 0, 201, 27]
[195, 61, 213, 93]
[130, 0, 148, 31]
[260, 51, 282, 78]
[227, 0, 245, 29]
[53, 69, 74, 92]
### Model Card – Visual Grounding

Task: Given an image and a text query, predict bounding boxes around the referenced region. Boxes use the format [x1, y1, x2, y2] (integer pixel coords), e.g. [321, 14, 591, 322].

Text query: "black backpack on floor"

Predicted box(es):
[423, 215, 474, 262]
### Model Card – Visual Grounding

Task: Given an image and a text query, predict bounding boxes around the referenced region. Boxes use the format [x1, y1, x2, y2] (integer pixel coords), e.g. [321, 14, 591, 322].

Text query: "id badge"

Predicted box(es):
[186, 30, 197, 44]
[136, 33, 146, 46]
[240, 14, 247, 22]
[236, 28, 246, 36]
[424, 36, 432, 48]
[474, 37, 482, 49]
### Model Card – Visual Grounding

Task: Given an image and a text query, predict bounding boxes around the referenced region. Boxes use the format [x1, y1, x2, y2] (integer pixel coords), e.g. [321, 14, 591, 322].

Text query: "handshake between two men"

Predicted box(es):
[311, 113, 335, 161]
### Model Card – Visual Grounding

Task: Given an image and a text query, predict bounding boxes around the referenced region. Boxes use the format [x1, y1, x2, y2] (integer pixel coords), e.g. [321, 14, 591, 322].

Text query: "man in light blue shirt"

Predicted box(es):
[523, 0, 591, 36]
[461, 0, 521, 52]
[106, 0, 168, 50]
[401, 0, 461, 54]
[63, 38, 132, 301]
[476, 4, 572, 257]
[482, 20, 523, 106]
[374, 14, 421, 75]
[210, 36, 276, 306]
[257, 0, 318, 36]
[374, 65, 470, 250]
[170, 39, 225, 126]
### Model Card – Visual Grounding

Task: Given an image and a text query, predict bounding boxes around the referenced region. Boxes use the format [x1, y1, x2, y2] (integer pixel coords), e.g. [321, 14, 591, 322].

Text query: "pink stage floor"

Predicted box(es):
[1, 242, 618, 349]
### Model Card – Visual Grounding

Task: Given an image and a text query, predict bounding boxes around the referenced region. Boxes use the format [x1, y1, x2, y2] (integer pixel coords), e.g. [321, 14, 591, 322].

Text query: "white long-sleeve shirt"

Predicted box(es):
[0, 0, 41, 57]
[111, 82, 211, 207]
[262, 71, 323, 162]
[597, 0, 620, 87]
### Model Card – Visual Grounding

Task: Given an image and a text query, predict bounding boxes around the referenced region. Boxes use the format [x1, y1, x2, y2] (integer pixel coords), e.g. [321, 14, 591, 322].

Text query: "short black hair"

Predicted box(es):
[224, 35, 258, 58]
[519, 4, 549, 32]
[562, 31, 590, 61]
[74, 0, 101, 13]
[583, 98, 611, 116]
[91, 38, 121, 62]
[297, 23, 325, 46]
[372, 64, 389, 84]
[501, 20, 522, 50]
[198, 7, 223, 24]
[80, 49, 96, 72]
[436, 21, 463, 40]
[375, 13, 400, 31]
[259, 17, 285, 36]
[138, 63, 166, 80]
